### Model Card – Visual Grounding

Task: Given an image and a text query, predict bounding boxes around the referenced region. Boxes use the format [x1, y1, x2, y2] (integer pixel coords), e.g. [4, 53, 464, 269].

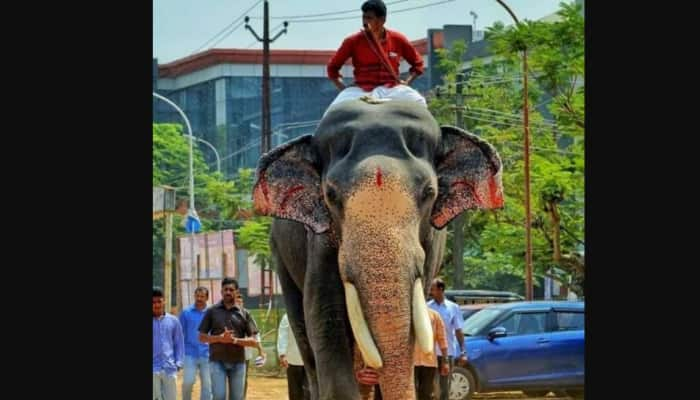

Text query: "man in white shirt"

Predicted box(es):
[427, 278, 467, 400]
[277, 313, 309, 400]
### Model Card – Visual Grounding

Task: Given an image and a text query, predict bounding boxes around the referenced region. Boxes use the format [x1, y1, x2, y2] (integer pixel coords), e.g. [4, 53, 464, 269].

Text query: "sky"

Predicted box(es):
[153, 0, 565, 64]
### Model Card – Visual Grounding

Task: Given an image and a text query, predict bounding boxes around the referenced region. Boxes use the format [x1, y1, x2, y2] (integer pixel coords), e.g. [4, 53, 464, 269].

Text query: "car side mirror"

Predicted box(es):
[487, 326, 507, 341]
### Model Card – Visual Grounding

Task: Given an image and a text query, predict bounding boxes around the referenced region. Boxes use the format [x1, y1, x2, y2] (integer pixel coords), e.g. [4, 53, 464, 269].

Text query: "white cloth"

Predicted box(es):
[245, 332, 261, 361]
[326, 84, 427, 115]
[277, 314, 303, 366]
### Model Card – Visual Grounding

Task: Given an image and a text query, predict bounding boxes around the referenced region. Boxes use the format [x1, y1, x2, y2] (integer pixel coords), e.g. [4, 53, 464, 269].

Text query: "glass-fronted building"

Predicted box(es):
[153, 40, 434, 177]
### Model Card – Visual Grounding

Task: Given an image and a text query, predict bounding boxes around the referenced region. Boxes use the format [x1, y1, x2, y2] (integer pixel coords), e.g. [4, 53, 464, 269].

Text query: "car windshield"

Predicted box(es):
[462, 308, 504, 336]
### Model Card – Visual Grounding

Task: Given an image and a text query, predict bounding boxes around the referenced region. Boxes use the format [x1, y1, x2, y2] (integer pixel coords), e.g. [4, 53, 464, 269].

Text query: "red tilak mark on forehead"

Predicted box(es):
[279, 185, 305, 211]
[376, 167, 383, 187]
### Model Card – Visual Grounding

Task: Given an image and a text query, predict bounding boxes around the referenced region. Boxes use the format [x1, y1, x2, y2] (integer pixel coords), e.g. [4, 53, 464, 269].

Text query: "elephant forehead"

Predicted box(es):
[315, 101, 440, 143]
[344, 175, 417, 226]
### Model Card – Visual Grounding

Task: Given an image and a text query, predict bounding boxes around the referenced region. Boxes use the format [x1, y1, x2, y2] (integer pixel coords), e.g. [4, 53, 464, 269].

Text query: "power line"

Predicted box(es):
[205, 110, 567, 171]
[284, 0, 456, 23]
[249, 0, 411, 20]
[222, 138, 263, 161]
[434, 89, 560, 125]
[434, 78, 518, 93]
[466, 110, 556, 128]
[454, 77, 522, 86]
[468, 71, 521, 79]
[195, 120, 322, 169]
[438, 77, 528, 91]
[532, 97, 555, 108]
[499, 142, 582, 156]
[208, 20, 247, 49]
[466, 114, 558, 133]
[464, 113, 558, 132]
[192, 0, 263, 53]
[470, 107, 556, 125]
[464, 114, 581, 147]
[207, 125, 320, 168]
[274, 119, 321, 129]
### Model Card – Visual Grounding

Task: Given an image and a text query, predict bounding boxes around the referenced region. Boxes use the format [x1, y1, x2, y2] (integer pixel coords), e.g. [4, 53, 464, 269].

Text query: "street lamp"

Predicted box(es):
[493, 0, 534, 300]
[153, 92, 201, 312]
[185, 135, 221, 174]
[153, 92, 196, 215]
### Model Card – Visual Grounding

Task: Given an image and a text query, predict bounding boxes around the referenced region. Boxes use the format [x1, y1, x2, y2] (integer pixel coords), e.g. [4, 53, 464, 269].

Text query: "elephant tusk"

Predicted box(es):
[344, 282, 383, 369]
[413, 279, 434, 354]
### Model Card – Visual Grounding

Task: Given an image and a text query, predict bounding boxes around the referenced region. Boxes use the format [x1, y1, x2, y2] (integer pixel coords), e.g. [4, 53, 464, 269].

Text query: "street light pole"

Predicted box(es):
[153, 92, 199, 310]
[186, 135, 221, 174]
[153, 93, 195, 212]
[493, 0, 533, 300]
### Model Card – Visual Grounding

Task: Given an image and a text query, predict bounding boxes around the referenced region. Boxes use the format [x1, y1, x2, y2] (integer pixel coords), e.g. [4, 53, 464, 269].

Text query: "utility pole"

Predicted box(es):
[165, 213, 173, 310]
[436, 73, 481, 290]
[245, 1, 288, 311]
[154, 185, 177, 311]
[245, 1, 288, 154]
[523, 46, 533, 301]
[494, 0, 533, 300]
[153, 93, 199, 311]
[452, 73, 466, 290]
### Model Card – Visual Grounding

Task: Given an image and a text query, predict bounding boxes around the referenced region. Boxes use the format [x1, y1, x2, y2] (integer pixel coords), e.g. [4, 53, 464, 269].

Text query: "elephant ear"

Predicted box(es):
[253, 135, 331, 233]
[431, 125, 504, 229]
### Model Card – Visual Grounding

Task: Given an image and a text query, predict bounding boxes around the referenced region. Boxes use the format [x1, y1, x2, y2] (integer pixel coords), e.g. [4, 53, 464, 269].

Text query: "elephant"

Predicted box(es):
[252, 99, 504, 400]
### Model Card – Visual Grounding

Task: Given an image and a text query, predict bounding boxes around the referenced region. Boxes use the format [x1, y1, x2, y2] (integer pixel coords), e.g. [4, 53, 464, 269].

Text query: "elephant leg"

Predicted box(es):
[303, 232, 360, 400]
[271, 221, 320, 399]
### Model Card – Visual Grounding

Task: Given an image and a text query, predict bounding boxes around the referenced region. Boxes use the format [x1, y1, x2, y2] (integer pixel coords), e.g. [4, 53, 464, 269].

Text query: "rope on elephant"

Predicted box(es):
[359, 95, 392, 104]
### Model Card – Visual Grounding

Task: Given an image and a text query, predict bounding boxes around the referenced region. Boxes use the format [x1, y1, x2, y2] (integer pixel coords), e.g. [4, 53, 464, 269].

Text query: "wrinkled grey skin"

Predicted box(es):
[255, 100, 502, 400]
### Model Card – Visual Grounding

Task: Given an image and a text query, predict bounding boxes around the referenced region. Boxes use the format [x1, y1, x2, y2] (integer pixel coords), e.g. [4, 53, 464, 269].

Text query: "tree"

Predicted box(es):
[152, 123, 271, 288]
[428, 2, 584, 295]
[236, 217, 273, 270]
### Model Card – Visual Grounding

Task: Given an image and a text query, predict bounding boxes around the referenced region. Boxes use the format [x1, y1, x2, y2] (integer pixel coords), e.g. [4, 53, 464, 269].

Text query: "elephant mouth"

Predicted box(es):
[343, 279, 433, 369]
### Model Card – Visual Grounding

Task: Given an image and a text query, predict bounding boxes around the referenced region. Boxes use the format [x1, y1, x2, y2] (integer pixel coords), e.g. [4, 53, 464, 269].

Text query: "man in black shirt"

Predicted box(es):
[198, 278, 259, 400]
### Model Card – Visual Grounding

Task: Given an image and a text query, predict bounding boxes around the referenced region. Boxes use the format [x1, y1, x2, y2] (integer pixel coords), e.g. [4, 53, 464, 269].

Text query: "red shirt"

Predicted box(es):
[327, 29, 425, 91]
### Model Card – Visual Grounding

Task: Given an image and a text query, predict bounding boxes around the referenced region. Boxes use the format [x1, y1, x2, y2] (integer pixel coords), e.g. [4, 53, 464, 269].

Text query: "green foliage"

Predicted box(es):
[430, 2, 584, 295]
[153, 123, 272, 283]
[236, 217, 273, 270]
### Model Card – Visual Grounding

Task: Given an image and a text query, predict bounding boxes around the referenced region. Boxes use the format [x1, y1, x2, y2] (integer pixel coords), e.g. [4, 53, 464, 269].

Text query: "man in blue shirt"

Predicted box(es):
[179, 286, 212, 400]
[427, 278, 467, 400]
[153, 286, 184, 400]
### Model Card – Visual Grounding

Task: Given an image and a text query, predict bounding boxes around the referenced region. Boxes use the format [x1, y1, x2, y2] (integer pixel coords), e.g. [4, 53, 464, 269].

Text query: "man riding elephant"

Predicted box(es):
[253, 99, 504, 400]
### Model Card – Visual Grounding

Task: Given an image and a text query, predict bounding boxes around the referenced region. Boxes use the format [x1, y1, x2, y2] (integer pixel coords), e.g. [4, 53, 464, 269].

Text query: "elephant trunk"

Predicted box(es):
[340, 217, 433, 400]
[338, 162, 435, 400]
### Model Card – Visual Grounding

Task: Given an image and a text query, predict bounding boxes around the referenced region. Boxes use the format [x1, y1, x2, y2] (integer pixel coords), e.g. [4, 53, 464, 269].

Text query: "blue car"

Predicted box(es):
[449, 301, 584, 400]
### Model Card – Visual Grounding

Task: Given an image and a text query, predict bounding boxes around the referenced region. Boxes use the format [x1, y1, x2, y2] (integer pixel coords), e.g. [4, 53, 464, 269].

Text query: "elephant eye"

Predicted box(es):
[325, 186, 342, 210]
[421, 185, 436, 203]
